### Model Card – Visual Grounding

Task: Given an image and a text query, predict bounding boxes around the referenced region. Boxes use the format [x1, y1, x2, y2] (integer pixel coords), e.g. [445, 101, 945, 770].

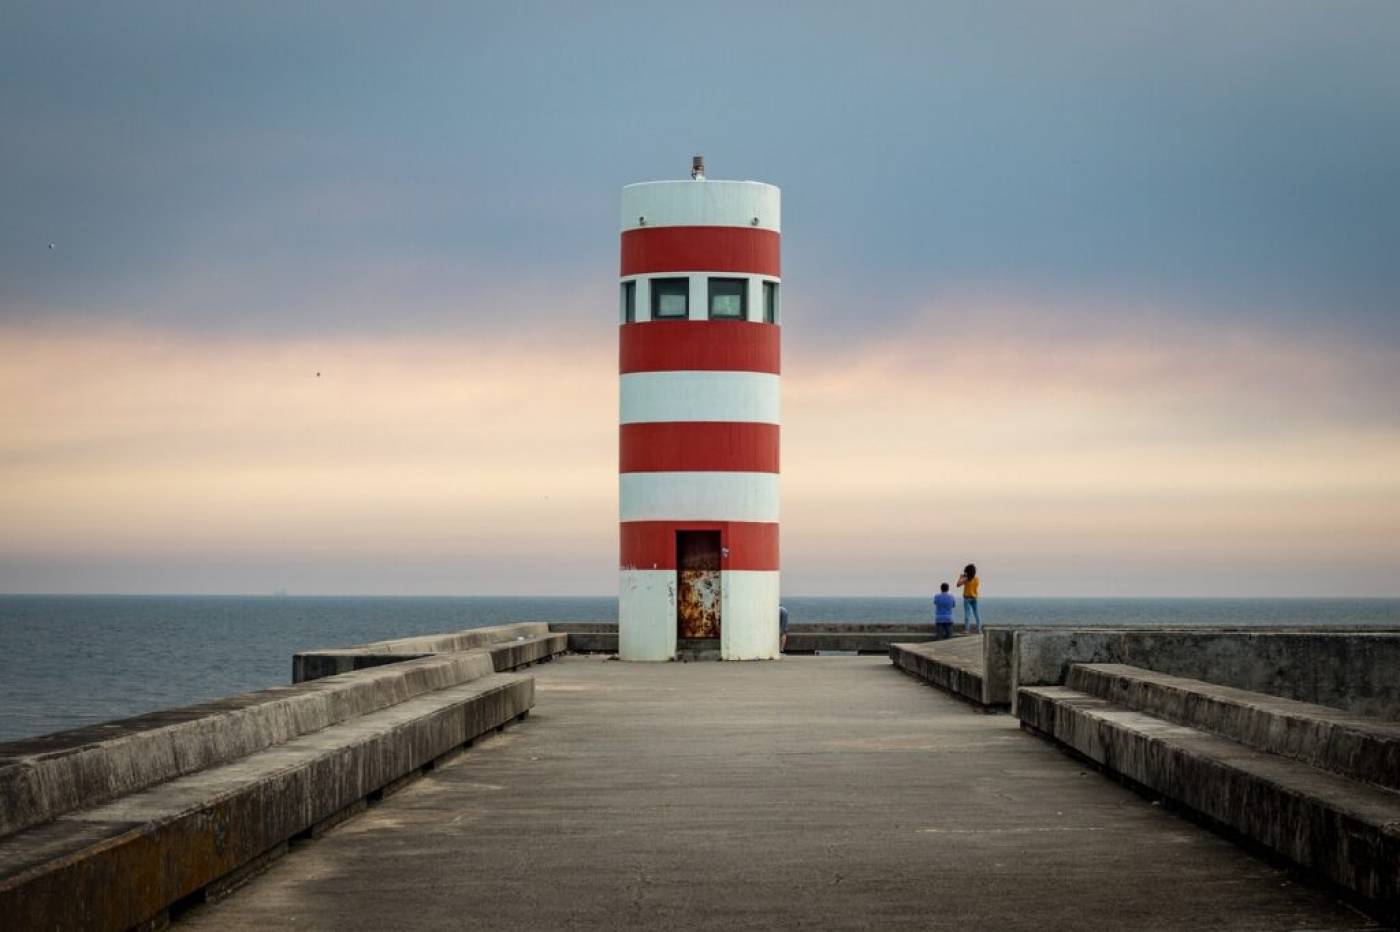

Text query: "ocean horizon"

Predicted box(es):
[2, 594, 1397, 743]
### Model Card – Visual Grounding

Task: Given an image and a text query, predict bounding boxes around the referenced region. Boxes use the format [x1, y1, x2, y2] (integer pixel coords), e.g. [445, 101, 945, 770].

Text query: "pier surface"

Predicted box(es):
[182, 655, 1370, 930]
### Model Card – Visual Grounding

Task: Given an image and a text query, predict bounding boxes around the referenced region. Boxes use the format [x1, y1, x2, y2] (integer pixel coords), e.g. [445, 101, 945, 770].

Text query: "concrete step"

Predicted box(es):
[0, 650, 498, 838]
[293, 622, 565, 682]
[1069, 663, 1400, 791]
[0, 671, 534, 932]
[1019, 684, 1400, 921]
[486, 633, 569, 671]
[889, 638, 993, 707]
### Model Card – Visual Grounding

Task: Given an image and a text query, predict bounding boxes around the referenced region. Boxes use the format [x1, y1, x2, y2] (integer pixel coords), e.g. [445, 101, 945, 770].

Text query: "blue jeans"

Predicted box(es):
[963, 598, 982, 633]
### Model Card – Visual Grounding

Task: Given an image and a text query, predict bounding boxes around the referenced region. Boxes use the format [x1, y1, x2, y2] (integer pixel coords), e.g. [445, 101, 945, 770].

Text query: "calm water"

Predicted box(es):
[2, 595, 1397, 742]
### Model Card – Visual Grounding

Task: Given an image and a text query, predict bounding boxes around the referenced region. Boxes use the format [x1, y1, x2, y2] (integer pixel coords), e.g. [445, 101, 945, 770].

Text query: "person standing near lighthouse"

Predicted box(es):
[957, 563, 982, 634]
[933, 583, 956, 640]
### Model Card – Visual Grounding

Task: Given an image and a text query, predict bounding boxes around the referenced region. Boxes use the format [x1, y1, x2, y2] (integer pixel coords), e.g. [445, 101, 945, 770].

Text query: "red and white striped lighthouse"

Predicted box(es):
[618, 158, 781, 661]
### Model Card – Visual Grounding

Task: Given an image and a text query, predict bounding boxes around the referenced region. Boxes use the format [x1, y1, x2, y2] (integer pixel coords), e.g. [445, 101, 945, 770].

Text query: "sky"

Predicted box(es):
[2, 1, 1398, 596]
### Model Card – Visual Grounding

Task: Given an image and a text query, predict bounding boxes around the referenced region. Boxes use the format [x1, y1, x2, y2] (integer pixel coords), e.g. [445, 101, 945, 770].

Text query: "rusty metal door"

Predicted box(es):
[676, 531, 721, 639]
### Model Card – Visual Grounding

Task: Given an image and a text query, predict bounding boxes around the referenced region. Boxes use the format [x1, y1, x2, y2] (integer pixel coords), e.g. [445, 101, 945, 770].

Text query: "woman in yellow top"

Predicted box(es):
[956, 563, 982, 633]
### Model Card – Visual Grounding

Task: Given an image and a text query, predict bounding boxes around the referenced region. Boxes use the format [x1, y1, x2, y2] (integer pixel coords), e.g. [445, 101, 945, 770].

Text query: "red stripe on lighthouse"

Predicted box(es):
[620, 520, 779, 570]
[619, 321, 780, 374]
[620, 422, 779, 473]
[620, 226, 781, 277]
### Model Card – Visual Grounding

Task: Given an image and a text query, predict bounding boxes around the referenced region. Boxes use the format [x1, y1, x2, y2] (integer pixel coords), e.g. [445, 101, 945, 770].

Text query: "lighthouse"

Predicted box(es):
[618, 157, 781, 661]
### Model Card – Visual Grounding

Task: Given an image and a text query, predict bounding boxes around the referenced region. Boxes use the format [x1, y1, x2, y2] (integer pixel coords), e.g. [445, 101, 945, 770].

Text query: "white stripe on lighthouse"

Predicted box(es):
[618, 569, 677, 661]
[620, 180, 781, 232]
[721, 570, 782, 660]
[619, 472, 780, 523]
[618, 569, 780, 661]
[620, 371, 780, 425]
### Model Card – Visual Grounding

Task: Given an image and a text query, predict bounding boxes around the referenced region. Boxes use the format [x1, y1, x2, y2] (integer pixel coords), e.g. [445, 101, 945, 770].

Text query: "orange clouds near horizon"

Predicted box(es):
[2, 304, 1397, 597]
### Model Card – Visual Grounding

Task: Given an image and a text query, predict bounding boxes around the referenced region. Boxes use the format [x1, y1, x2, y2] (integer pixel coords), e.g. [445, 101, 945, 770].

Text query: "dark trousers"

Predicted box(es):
[935, 621, 953, 640]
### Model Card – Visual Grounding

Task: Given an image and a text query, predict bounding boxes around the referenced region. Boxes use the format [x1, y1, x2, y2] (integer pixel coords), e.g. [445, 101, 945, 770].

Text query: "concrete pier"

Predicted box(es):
[180, 655, 1372, 930]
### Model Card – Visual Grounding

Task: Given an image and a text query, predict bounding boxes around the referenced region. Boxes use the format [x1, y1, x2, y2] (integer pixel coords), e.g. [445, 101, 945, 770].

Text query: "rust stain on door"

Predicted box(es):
[676, 531, 721, 639]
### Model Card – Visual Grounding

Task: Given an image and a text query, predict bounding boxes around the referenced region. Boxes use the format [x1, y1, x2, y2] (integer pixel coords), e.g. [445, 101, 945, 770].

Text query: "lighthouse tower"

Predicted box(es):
[618, 157, 781, 661]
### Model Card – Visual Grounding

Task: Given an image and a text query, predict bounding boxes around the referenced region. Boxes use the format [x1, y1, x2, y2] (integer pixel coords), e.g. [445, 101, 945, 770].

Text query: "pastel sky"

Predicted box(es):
[2, 2, 1398, 596]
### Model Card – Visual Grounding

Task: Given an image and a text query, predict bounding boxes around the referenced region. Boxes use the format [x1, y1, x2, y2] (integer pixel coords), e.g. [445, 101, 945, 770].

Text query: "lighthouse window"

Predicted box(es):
[763, 281, 779, 323]
[708, 278, 747, 320]
[651, 278, 689, 318]
[621, 280, 636, 323]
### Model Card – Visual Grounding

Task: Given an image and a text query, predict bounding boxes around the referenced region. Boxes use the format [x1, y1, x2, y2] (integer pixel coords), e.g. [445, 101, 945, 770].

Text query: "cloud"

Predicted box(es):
[3, 1, 1398, 340]
[1, 1, 1396, 594]
[2, 306, 1396, 595]
[781, 294, 1400, 594]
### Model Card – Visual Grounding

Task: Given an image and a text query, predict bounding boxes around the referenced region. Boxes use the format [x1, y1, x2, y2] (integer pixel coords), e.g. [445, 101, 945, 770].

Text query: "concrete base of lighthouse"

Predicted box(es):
[619, 569, 780, 661]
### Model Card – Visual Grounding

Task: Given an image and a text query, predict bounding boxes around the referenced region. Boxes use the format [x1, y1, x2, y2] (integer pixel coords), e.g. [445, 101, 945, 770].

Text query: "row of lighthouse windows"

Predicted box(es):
[620, 276, 779, 325]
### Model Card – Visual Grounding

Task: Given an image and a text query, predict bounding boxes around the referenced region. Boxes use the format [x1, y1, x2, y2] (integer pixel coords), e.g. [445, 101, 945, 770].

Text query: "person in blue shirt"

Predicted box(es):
[933, 583, 956, 640]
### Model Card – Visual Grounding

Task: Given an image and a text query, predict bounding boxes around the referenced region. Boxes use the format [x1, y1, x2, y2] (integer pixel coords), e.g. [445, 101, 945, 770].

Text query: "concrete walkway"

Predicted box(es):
[181, 656, 1375, 931]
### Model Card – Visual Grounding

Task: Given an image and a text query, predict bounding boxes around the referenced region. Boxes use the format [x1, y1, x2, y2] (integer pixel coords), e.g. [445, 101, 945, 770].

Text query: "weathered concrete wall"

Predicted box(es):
[981, 628, 1016, 706]
[0, 651, 496, 838]
[784, 622, 943, 633]
[786, 628, 937, 654]
[549, 622, 943, 655]
[999, 627, 1400, 718]
[548, 622, 618, 653]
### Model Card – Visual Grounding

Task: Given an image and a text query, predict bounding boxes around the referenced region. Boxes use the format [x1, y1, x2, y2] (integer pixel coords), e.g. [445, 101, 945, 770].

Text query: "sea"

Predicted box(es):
[2, 595, 1397, 743]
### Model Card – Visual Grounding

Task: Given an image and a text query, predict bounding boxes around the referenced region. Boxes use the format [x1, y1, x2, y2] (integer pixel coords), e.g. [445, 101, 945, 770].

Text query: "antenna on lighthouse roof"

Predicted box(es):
[691, 155, 705, 180]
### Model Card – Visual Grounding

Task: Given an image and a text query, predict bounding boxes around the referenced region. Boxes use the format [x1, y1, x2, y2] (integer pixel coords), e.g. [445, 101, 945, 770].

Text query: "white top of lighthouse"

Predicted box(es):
[620, 157, 780, 233]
